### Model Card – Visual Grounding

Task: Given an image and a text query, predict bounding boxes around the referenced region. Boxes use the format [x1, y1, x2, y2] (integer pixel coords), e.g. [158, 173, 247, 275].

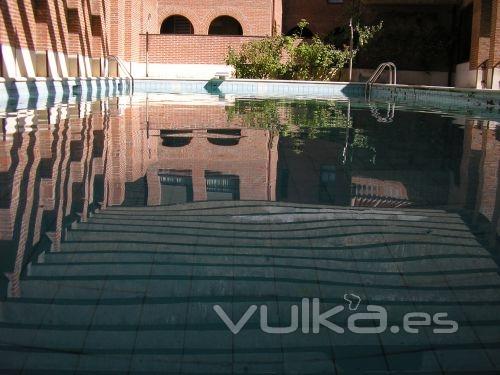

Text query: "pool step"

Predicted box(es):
[71, 220, 474, 240]
[3, 202, 500, 373]
[37, 250, 500, 278]
[23, 261, 500, 303]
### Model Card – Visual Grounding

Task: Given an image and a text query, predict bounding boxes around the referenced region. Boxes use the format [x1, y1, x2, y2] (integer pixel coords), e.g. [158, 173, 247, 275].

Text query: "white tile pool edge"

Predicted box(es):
[2, 77, 500, 110]
[0, 77, 133, 110]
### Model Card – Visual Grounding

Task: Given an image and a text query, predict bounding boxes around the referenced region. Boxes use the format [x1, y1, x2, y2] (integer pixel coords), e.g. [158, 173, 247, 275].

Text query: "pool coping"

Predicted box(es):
[2, 77, 500, 111]
[2, 76, 499, 93]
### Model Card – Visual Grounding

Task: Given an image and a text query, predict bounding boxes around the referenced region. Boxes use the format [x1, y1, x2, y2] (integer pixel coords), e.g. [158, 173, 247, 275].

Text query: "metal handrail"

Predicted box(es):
[107, 55, 134, 93]
[365, 62, 397, 100]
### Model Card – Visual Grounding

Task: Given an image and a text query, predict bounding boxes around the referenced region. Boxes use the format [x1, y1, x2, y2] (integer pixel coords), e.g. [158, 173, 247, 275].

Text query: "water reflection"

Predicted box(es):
[0, 95, 499, 372]
[1, 96, 499, 299]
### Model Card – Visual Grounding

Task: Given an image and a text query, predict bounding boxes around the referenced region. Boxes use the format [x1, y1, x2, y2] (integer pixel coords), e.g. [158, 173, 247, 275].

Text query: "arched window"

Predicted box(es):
[160, 15, 194, 34]
[209, 16, 243, 35]
[161, 130, 193, 147]
[286, 26, 313, 38]
[207, 129, 241, 146]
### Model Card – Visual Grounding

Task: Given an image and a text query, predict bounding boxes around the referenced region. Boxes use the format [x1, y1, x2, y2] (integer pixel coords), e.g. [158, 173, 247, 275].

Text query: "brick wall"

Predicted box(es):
[142, 35, 265, 64]
[0, 0, 152, 64]
[0, 0, 112, 57]
[155, 0, 274, 36]
[2, 0, 500, 78]
[490, 0, 500, 67]
[471, 0, 493, 68]
[468, 0, 500, 70]
[1, 0, 273, 76]
[145, 104, 242, 129]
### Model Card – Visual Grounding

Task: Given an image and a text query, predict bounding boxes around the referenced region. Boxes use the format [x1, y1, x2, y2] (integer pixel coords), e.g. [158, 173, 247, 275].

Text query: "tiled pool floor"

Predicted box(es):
[1, 201, 500, 374]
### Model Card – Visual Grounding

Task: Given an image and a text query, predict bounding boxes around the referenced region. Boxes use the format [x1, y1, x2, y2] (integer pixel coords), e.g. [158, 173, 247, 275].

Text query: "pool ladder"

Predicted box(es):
[107, 55, 134, 94]
[369, 102, 395, 123]
[365, 62, 397, 100]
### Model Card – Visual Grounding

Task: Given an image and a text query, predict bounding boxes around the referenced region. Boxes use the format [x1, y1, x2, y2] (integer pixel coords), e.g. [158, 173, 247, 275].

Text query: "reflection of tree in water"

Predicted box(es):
[227, 99, 462, 174]
[226, 98, 376, 158]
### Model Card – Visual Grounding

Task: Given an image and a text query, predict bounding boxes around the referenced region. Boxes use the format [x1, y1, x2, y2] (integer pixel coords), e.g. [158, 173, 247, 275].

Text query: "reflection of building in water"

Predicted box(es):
[276, 138, 351, 206]
[276, 111, 499, 244]
[1, 99, 499, 299]
[351, 176, 411, 208]
[449, 120, 500, 245]
[0, 99, 152, 297]
[276, 137, 448, 208]
[145, 102, 278, 205]
[0, 99, 279, 297]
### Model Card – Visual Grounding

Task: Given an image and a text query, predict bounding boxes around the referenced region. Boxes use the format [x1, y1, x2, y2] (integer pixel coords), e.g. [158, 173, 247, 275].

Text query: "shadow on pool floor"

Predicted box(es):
[1, 201, 500, 374]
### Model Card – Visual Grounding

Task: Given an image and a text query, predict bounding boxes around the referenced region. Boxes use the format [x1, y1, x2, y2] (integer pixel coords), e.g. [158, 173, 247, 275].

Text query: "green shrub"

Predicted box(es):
[226, 20, 382, 81]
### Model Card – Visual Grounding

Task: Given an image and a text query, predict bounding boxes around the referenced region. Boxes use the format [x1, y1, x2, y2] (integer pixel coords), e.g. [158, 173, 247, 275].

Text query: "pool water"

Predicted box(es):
[0, 93, 499, 374]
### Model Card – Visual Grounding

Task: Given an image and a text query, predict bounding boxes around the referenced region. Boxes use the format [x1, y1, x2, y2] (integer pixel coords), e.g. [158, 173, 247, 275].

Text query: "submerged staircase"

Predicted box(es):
[1, 201, 500, 373]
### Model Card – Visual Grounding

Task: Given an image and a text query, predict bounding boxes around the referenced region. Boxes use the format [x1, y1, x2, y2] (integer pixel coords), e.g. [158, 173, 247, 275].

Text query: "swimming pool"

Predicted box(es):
[0, 91, 499, 373]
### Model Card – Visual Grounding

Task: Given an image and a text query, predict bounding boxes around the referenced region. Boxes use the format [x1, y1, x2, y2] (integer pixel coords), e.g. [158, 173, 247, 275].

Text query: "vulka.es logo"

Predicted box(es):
[213, 298, 458, 335]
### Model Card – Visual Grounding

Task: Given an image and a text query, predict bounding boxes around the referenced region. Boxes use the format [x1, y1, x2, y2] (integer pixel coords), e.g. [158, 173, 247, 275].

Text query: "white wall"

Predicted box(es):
[1, 44, 105, 78]
[490, 67, 500, 90]
[130, 63, 234, 79]
[454, 62, 478, 88]
[342, 68, 450, 86]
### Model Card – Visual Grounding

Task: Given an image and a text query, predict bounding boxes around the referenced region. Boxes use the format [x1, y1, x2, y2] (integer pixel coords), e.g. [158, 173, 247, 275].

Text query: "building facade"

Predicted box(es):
[1, 0, 500, 87]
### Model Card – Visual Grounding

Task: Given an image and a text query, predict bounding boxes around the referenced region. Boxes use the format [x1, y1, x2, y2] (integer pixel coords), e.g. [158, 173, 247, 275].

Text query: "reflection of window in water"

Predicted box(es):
[93, 130, 104, 157]
[277, 169, 289, 200]
[159, 170, 193, 205]
[70, 140, 84, 161]
[39, 158, 53, 179]
[205, 171, 240, 201]
[207, 129, 241, 146]
[124, 177, 148, 207]
[319, 165, 336, 204]
[160, 130, 193, 148]
[93, 175, 104, 206]
[0, 172, 12, 208]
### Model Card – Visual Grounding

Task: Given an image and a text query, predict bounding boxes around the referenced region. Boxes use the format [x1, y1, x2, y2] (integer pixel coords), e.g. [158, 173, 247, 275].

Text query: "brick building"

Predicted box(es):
[1, 0, 500, 87]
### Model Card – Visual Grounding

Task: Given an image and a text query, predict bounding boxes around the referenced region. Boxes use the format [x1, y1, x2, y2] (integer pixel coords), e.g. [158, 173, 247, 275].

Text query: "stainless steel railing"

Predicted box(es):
[365, 62, 397, 100]
[107, 55, 134, 93]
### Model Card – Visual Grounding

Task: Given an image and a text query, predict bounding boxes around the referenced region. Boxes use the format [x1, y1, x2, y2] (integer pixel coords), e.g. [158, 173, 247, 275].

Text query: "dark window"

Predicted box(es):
[70, 140, 83, 162]
[205, 172, 240, 201]
[286, 26, 313, 38]
[480, 0, 492, 38]
[0, 172, 12, 208]
[277, 168, 289, 200]
[207, 129, 241, 146]
[93, 130, 104, 157]
[209, 16, 243, 36]
[91, 15, 102, 37]
[93, 175, 104, 206]
[33, 0, 48, 23]
[160, 15, 194, 34]
[319, 165, 336, 204]
[159, 170, 194, 205]
[160, 130, 193, 147]
[457, 4, 473, 64]
[66, 9, 79, 34]
[38, 158, 53, 179]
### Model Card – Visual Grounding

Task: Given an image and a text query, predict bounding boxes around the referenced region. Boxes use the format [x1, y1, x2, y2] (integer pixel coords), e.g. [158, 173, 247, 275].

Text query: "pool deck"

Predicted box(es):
[1, 201, 500, 373]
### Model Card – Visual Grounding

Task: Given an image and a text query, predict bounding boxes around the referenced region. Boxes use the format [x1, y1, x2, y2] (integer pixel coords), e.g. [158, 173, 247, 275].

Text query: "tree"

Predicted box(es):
[226, 20, 382, 81]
